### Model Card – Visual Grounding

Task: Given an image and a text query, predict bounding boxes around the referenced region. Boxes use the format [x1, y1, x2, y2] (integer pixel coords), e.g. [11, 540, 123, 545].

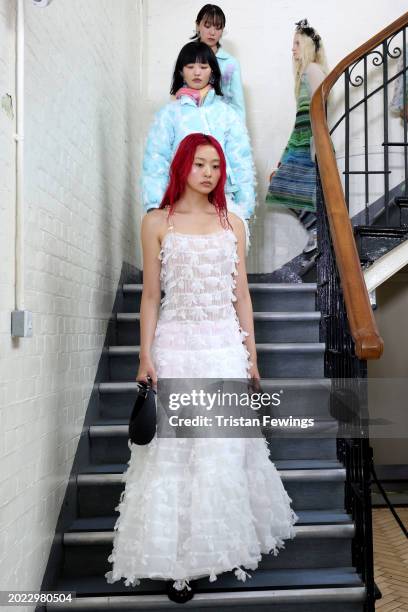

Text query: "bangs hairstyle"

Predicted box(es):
[170, 42, 223, 96]
[191, 4, 226, 39]
[160, 133, 228, 221]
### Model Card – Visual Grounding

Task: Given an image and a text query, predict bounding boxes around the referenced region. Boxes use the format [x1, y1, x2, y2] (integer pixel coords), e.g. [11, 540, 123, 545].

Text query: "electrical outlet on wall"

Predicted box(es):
[11, 310, 33, 337]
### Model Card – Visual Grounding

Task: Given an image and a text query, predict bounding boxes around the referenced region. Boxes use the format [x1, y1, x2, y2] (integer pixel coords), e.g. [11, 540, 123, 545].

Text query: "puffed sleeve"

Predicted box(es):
[224, 107, 256, 219]
[229, 59, 246, 122]
[141, 105, 175, 212]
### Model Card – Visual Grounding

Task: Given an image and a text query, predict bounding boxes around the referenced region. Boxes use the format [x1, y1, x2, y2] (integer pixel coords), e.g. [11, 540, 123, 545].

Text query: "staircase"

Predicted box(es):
[354, 195, 408, 268]
[41, 281, 367, 611]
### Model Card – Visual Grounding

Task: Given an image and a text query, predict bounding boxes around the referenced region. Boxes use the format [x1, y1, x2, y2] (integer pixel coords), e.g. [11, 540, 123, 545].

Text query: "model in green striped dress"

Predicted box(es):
[266, 72, 317, 212]
[267, 19, 328, 253]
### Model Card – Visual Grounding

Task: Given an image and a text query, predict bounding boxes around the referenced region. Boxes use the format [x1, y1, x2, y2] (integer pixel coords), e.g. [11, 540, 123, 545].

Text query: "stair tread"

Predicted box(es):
[78, 467, 345, 487]
[89, 416, 337, 427]
[69, 510, 352, 533]
[79, 459, 342, 474]
[65, 523, 354, 546]
[123, 283, 318, 293]
[99, 378, 332, 393]
[108, 343, 326, 354]
[354, 225, 408, 235]
[117, 311, 321, 321]
[54, 567, 363, 596]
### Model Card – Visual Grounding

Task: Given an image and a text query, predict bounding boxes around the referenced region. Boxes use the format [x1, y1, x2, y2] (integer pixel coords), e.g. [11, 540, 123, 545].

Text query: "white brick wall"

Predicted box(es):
[0, 0, 141, 598]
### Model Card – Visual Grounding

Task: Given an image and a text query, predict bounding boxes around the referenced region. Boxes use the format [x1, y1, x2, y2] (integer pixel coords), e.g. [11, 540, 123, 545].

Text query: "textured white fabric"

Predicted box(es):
[105, 228, 297, 588]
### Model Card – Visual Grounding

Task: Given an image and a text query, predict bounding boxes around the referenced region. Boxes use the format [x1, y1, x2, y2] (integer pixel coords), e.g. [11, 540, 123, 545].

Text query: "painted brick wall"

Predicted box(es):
[0, 0, 141, 597]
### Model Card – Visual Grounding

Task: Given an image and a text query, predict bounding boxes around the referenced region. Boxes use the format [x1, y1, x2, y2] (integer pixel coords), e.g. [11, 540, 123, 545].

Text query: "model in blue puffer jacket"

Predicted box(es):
[142, 42, 255, 222]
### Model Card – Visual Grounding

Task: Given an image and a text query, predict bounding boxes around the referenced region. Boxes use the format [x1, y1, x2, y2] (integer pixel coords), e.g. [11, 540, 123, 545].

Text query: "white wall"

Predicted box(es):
[142, 0, 408, 272]
[0, 0, 141, 598]
[368, 269, 408, 465]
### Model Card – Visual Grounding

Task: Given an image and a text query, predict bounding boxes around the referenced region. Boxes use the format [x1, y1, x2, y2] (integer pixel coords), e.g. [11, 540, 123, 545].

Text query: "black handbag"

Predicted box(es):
[128, 380, 157, 445]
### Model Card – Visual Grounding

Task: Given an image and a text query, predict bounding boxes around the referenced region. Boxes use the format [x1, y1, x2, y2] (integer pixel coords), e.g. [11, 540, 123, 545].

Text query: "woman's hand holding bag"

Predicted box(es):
[129, 378, 157, 445]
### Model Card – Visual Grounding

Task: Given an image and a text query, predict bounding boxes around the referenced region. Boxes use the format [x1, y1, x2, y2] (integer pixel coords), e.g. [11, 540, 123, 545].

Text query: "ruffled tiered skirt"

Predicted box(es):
[105, 334, 297, 588]
[105, 434, 297, 587]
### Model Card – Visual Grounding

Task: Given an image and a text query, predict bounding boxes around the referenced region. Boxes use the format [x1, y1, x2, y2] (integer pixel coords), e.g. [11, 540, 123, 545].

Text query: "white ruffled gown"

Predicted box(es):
[105, 227, 298, 590]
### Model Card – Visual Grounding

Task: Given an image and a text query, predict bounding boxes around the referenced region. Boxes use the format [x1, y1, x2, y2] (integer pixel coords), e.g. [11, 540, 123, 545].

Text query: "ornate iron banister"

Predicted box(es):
[311, 13, 408, 612]
[309, 14, 408, 359]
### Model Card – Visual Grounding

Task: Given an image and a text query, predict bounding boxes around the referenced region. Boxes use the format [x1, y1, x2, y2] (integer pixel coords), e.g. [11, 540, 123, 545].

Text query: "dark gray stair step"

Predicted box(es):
[89, 417, 338, 432]
[47, 585, 365, 612]
[98, 378, 332, 419]
[61, 523, 354, 578]
[76, 468, 345, 516]
[108, 343, 325, 380]
[354, 225, 408, 263]
[54, 567, 362, 595]
[115, 312, 321, 344]
[79, 458, 343, 474]
[88, 421, 338, 465]
[69, 510, 352, 533]
[88, 429, 337, 464]
[78, 468, 346, 482]
[122, 282, 317, 314]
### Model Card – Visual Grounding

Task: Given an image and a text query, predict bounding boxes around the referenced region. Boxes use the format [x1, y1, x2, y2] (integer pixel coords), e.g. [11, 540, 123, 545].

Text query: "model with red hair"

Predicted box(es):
[106, 134, 297, 603]
[160, 133, 228, 218]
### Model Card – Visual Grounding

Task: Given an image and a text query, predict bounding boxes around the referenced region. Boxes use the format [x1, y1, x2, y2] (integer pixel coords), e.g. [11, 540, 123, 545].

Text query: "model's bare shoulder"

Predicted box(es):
[141, 209, 169, 243]
[227, 212, 245, 238]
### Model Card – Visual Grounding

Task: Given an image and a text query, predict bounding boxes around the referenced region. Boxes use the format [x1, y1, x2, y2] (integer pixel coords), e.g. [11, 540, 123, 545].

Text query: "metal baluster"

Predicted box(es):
[316, 168, 374, 610]
[383, 41, 390, 224]
[403, 28, 407, 196]
[345, 69, 350, 210]
[364, 56, 369, 224]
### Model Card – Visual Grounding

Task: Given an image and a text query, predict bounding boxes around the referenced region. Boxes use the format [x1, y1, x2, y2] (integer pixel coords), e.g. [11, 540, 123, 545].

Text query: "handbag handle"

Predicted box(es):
[136, 377, 156, 397]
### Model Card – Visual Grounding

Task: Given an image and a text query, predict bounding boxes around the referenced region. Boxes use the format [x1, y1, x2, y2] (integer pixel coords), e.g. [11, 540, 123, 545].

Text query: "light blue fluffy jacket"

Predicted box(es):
[141, 89, 256, 219]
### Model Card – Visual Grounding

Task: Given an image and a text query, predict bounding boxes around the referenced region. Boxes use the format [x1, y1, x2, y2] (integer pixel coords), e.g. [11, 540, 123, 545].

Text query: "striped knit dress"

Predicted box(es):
[266, 73, 316, 212]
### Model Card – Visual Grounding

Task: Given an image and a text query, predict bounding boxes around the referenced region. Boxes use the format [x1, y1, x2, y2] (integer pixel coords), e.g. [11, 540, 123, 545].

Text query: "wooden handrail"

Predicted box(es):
[310, 12, 408, 359]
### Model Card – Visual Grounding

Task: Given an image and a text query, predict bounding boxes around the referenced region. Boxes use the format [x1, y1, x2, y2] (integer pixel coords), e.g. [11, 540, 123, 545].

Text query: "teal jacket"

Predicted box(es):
[216, 47, 246, 121]
[141, 89, 255, 218]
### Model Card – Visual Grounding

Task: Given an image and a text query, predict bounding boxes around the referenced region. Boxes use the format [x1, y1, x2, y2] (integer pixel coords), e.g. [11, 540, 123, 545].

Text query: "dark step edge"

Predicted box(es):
[68, 510, 353, 532]
[116, 312, 322, 322]
[123, 283, 318, 293]
[108, 343, 326, 355]
[46, 586, 366, 609]
[98, 378, 332, 393]
[63, 524, 355, 546]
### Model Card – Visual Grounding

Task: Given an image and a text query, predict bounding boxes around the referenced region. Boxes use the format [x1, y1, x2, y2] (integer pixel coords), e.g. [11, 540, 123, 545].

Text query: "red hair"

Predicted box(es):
[160, 133, 228, 220]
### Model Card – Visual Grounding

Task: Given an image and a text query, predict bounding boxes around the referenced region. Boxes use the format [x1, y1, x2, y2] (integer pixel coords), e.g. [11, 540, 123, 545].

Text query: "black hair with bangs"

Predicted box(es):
[191, 4, 226, 40]
[170, 42, 223, 96]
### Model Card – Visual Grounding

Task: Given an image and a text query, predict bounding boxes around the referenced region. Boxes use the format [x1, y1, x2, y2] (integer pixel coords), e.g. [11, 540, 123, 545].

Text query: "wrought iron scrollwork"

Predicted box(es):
[386, 31, 403, 59]
[348, 50, 385, 87]
[348, 59, 365, 87]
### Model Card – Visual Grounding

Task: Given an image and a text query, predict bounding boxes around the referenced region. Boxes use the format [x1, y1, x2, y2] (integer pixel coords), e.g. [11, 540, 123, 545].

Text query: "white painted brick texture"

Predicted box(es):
[0, 0, 141, 599]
